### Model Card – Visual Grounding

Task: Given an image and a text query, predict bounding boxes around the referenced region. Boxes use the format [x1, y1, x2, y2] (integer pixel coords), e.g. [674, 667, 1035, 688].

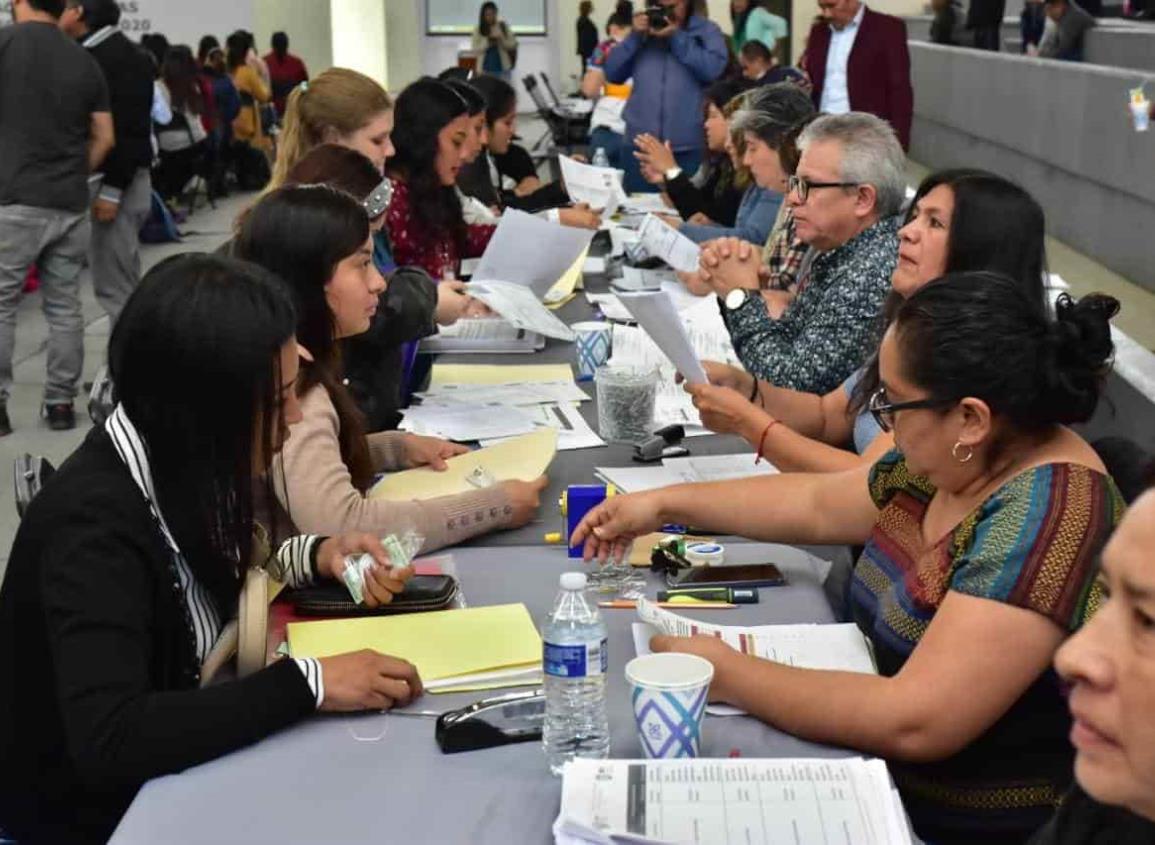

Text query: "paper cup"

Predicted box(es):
[625, 653, 714, 759]
[1131, 101, 1150, 132]
[573, 321, 612, 381]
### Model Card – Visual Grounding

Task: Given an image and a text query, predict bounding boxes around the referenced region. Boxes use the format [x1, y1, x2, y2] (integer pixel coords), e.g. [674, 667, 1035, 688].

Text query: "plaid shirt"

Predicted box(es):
[760, 204, 810, 293]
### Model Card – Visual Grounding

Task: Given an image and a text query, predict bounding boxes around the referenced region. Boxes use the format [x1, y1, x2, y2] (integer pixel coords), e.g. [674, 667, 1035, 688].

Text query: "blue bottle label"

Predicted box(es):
[543, 639, 607, 678]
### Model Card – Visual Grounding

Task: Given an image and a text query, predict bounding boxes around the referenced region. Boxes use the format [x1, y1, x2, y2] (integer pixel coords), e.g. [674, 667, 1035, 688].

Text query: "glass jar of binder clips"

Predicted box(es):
[595, 365, 657, 445]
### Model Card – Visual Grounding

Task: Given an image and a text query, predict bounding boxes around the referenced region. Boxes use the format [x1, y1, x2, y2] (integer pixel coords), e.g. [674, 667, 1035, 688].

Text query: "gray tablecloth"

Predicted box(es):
[111, 543, 854, 845]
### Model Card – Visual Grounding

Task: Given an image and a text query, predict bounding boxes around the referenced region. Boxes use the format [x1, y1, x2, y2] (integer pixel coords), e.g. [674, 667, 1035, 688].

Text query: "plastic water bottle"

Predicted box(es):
[542, 572, 610, 774]
[591, 147, 610, 169]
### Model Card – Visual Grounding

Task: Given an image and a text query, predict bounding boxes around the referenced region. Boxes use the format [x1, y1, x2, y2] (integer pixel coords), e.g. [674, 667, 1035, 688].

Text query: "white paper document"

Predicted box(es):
[481, 402, 605, 451]
[588, 283, 706, 323]
[560, 155, 626, 217]
[420, 319, 545, 354]
[617, 292, 708, 384]
[399, 402, 538, 442]
[471, 209, 595, 298]
[662, 454, 778, 484]
[419, 380, 590, 407]
[555, 757, 913, 845]
[636, 214, 701, 273]
[466, 280, 576, 342]
[619, 194, 676, 216]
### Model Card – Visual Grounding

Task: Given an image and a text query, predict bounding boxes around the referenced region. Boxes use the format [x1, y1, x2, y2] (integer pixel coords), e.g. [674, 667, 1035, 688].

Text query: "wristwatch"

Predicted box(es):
[724, 288, 750, 311]
[663, 166, 683, 182]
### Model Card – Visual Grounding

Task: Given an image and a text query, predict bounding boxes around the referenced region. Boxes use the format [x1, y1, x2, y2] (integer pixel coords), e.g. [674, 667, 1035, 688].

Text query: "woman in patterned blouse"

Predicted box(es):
[574, 274, 1123, 843]
[385, 78, 497, 280]
[690, 169, 1048, 474]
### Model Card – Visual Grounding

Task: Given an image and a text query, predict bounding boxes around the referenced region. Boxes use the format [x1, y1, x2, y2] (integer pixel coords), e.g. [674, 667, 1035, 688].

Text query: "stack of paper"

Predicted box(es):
[418, 381, 589, 407]
[595, 453, 777, 493]
[632, 597, 876, 716]
[420, 319, 546, 354]
[635, 214, 700, 273]
[429, 363, 576, 387]
[368, 428, 557, 501]
[480, 402, 605, 452]
[472, 209, 595, 299]
[554, 757, 913, 845]
[559, 155, 625, 218]
[618, 194, 676, 216]
[587, 281, 705, 323]
[287, 603, 542, 694]
[399, 402, 539, 442]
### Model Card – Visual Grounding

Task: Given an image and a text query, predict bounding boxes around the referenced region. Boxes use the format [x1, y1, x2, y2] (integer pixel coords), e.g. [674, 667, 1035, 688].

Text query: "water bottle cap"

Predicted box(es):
[560, 572, 588, 591]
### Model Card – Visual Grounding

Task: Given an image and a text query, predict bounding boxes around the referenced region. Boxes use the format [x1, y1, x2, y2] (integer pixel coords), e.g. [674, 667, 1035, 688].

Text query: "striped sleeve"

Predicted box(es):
[292, 658, 325, 709]
[275, 535, 324, 588]
[950, 465, 1125, 630]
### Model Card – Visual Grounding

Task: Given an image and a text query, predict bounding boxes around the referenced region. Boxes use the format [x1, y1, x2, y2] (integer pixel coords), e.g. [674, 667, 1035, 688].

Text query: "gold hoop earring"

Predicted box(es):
[952, 442, 974, 464]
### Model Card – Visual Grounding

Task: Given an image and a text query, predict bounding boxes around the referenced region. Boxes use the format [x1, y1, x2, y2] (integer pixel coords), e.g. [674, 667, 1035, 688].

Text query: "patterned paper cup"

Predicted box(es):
[573, 321, 612, 381]
[625, 653, 714, 759]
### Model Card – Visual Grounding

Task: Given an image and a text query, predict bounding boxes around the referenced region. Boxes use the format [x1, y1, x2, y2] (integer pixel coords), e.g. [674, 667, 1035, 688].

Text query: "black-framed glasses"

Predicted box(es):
[868, 387, 956, 433]
[788, 174, 859, 203]
[362, 176, 395, 219]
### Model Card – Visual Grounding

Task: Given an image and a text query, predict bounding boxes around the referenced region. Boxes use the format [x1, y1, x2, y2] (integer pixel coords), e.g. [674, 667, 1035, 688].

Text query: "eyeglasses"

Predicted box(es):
[362, 176, 395, 219]
[867, 387, 956, 433]
[788, 174, 859, 203]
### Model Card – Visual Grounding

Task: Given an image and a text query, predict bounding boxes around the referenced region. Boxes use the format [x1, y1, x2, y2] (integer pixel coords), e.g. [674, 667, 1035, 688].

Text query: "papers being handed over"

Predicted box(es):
[472, 209, 595, 298]
[636, 213, 701, 273]
[554, 757, 914, 845]
[466, 280, 576, 342]
[368, 429, 557, 501]
[419, 319, 545, 354]
[559, 155, 625, 218]
[617, 291, 707, 384]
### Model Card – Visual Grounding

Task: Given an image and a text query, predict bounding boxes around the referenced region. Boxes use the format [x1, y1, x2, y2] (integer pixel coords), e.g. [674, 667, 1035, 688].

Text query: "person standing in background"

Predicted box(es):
[966, 0, 1006, 50]
[59, 0, 155, 328]
[803, 0, 913, 151]
[604, 0, 729, 193]
[264, 31, 308, 118]
[473, 2, 518, 80]
[930, 0, 967, 44]
[0, 0, 114, 436]
[577, 1, 599, 73]
[731, 0, 789, 58]
[1038, 0, 1096, 60]
[580, 10, 633, 169]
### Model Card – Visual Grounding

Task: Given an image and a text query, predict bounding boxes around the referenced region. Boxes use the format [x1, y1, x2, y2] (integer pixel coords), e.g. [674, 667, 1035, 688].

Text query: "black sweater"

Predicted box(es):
[0, 429, 315, 844]
[664, 156, 743, 226]
[85, 30, 155, 193]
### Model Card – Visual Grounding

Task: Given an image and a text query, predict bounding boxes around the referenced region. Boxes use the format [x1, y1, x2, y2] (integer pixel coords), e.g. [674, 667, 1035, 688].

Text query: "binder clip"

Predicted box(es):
[633, 424, 689, 463]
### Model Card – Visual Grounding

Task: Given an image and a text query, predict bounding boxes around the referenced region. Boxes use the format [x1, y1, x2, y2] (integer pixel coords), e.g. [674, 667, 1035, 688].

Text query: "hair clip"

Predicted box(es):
[299, 80, 309, 93]
[362, 176, 395, 219]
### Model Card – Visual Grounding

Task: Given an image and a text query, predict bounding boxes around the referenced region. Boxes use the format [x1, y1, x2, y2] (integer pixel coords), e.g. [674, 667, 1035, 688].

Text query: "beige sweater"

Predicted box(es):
[274, 385, 515, 552]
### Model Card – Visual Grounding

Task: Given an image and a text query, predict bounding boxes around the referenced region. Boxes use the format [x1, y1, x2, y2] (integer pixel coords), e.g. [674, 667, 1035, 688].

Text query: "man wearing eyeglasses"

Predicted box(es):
[803, 0, 912, 150]
[709, 112, 903, 395]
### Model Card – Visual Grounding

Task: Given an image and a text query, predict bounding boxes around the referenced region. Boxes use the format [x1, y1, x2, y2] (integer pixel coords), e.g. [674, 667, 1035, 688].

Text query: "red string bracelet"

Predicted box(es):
[755, 418, 779, 465]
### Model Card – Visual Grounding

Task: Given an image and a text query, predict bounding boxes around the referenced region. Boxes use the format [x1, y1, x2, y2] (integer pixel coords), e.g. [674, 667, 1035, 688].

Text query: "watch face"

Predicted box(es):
[725, 288, 747, 310]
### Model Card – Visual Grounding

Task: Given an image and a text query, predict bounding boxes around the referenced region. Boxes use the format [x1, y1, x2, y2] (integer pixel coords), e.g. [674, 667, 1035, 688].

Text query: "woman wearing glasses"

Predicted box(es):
[572, 274, 1123, 843]
[688, 169, 1048, 473]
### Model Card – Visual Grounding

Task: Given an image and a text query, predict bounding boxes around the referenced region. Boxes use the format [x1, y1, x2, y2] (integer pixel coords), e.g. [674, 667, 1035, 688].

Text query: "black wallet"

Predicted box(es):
[290, 575, 459, 617]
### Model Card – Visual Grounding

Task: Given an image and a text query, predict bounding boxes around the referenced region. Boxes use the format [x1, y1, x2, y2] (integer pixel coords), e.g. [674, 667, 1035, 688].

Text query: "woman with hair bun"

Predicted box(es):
[573, 274, 1125, 843]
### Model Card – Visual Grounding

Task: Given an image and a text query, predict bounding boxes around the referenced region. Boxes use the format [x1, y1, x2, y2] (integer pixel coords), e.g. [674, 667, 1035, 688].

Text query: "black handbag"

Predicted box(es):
[291, 575, 460, 617]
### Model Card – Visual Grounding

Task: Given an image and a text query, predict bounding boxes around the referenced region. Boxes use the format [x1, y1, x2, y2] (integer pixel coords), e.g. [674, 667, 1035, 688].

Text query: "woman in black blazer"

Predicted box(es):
[0, 254, 423, 844]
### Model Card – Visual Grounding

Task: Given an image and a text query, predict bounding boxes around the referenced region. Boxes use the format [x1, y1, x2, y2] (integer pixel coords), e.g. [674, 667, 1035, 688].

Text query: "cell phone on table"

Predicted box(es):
[665, 563, 787, 589]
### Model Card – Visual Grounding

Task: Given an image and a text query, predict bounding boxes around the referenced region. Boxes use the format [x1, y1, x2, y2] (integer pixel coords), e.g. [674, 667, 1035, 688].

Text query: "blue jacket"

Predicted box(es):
[679, 185, 782, 245]
[603, 15, 729, 154]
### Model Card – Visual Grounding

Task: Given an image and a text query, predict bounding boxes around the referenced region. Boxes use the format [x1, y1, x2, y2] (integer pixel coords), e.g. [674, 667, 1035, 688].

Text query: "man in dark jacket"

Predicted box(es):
[966, 0, 1007, 50]
[61, 0, 155, 325]
[804, 0, 913, 151]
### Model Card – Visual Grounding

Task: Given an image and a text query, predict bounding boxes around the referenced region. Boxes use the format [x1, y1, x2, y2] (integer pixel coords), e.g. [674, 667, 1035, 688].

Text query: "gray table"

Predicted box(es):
[111, 542, 853, 845]
[438, 245, 755, 548]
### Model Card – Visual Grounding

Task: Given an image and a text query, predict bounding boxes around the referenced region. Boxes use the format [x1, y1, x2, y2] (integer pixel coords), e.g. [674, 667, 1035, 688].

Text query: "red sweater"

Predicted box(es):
[384, 179, 495, 280]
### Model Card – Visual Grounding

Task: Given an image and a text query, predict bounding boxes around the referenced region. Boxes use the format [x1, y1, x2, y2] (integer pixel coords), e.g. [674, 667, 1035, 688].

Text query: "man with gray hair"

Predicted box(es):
[703, 111, 903, 394]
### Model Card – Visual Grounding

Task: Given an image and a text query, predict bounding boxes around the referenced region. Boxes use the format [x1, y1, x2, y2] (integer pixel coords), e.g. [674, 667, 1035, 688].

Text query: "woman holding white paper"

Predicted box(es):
[236, 185, 547, 552]
[574, 274, 1123, 842]
[688, 170, 1050, 473]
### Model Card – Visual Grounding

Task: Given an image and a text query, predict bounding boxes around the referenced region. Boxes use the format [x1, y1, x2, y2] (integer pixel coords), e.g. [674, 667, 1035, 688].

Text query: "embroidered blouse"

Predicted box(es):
[852, 450, 1124, 842]
[384, 177, 495, 280]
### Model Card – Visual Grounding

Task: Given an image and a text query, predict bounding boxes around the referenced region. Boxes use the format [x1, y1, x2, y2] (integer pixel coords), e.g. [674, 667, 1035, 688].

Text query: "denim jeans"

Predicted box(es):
[0, 204, 89, 404]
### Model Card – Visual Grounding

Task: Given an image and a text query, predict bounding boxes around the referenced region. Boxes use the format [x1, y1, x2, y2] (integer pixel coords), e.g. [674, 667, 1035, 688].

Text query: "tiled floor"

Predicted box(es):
[3, 162, 1154, 584]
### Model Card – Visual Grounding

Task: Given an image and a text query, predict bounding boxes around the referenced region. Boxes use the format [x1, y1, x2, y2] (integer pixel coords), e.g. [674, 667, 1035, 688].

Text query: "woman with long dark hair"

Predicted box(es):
[226, 30, 272, 157]
[385, 78, 498, 280]
[575, 274, 1124, 843]
[0, 255, 423, 844]
[472, 2, 518, 79]
[236, 186, 547, 549]
[154, 45, 209, 201]
[689, 169, 1051, 474]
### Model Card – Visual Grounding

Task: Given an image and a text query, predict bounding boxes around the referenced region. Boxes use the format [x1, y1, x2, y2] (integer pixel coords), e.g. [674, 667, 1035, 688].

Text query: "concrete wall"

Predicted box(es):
[909, 42, 1155, 292]
[907, 14, 1155, 72]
